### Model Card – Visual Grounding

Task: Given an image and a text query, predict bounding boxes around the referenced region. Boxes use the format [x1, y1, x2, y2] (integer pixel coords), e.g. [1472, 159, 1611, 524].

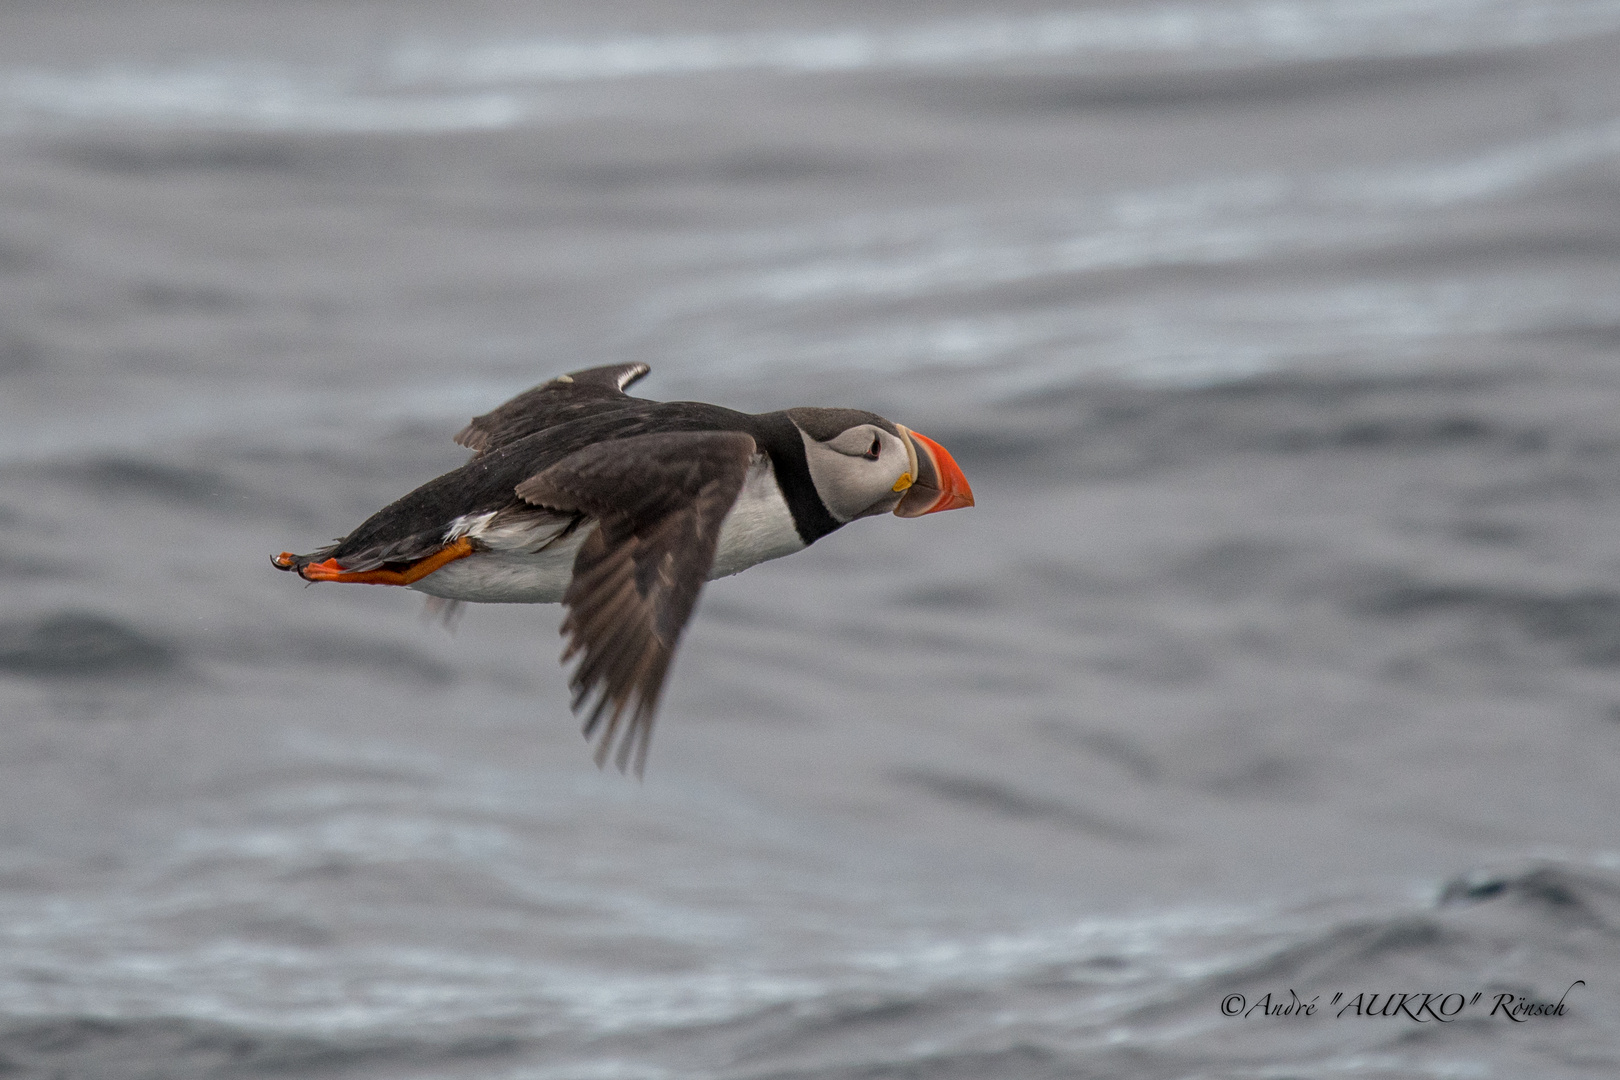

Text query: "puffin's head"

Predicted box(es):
[786, 408, 975, 522]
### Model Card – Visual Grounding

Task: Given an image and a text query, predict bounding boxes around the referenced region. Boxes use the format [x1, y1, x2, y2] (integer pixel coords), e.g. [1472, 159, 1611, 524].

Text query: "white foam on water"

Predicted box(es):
[0, 725, 1293, 1037]
[0, 64, 532, 134]
[640, 118, 1620, 322]
[392, 0, 1620, 87]
[609, 117, 1620, 389]
[1330, 118, 1620, 209]
[641, 272, 1618, 398]
[4, 0, 1620, 133]
[0, 870, 1284, 1036]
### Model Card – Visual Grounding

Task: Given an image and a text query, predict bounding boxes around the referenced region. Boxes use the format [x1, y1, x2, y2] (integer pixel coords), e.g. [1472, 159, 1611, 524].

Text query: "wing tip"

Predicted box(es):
[571, 652, 666, 777]
[580, 696, 657, 777]
[453, 423, 488, 451]
[617, 363, 652, 391]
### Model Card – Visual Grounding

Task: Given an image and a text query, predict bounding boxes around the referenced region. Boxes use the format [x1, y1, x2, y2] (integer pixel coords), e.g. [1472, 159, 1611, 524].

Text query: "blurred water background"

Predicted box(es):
[3, 1, 1620, 1076]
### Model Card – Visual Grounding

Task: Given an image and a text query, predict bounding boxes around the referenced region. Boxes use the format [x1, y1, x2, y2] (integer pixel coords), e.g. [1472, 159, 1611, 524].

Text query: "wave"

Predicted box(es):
[0, 1016, 531, 1079]
[4, 0, 1620, 133]
[0, 611, 180, 680]
[396, 0, 1620, 86]
[635, 117, 1620, 298]
[3, 861, 1614, 1076]
[1352, 576, 1620, 667]
[0, 65, 529, 135]
[622, 117, 1620, 389]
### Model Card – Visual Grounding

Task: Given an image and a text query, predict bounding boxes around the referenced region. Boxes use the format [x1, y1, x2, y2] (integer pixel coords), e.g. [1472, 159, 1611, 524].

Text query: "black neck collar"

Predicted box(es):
[748, 412, 843, 545]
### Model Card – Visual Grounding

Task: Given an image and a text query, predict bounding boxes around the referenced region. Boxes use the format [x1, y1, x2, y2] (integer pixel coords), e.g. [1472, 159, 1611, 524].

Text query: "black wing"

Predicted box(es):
[455, 363, 652, 455]
[515, 430, 755, 774]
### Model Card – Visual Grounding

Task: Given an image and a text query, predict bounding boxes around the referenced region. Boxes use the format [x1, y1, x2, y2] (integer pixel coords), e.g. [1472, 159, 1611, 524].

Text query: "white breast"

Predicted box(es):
[409, 528, 587, 604]
[409, 453, 803, 604]
[708, 453, 806, 579]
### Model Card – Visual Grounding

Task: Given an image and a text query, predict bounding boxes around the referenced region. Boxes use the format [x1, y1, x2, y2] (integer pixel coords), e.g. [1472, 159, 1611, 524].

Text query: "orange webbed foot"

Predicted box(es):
[282, 538, 475, 586]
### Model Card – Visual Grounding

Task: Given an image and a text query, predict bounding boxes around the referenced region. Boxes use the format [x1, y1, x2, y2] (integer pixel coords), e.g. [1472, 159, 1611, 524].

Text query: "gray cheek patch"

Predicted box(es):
[801, 429, 858, 523]
[801, 429, 911, 523]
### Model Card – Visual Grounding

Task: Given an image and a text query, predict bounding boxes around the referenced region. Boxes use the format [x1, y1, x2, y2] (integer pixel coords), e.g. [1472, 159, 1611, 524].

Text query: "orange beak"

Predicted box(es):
[894, 427, 975, 517]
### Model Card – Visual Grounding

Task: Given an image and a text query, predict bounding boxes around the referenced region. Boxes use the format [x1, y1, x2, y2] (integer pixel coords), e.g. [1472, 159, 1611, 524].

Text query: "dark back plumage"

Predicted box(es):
[320, 375, 842, 574]
[455, 363, 653, 454]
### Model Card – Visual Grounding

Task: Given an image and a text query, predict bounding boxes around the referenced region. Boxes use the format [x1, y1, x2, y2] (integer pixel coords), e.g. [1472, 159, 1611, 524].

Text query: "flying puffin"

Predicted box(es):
[273, 363, 973, 773]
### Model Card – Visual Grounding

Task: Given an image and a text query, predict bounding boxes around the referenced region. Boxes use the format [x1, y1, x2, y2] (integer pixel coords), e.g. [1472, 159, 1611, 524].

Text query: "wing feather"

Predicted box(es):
[516, 430, 755, 773]
[455, 363, 653, 455]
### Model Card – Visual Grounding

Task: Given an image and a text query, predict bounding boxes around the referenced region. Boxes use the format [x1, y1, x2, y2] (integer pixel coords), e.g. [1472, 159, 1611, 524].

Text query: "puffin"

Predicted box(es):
[273, 363, 973, 773]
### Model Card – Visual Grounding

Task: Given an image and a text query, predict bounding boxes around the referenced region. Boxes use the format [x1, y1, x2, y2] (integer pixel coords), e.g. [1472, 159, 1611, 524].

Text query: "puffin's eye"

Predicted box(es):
[865, 436, 881, 461]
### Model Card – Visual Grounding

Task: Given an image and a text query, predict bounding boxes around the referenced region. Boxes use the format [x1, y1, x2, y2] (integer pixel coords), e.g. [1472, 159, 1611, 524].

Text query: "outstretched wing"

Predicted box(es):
[515, 430, 755, 774]
[455, 363, 653, 455]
